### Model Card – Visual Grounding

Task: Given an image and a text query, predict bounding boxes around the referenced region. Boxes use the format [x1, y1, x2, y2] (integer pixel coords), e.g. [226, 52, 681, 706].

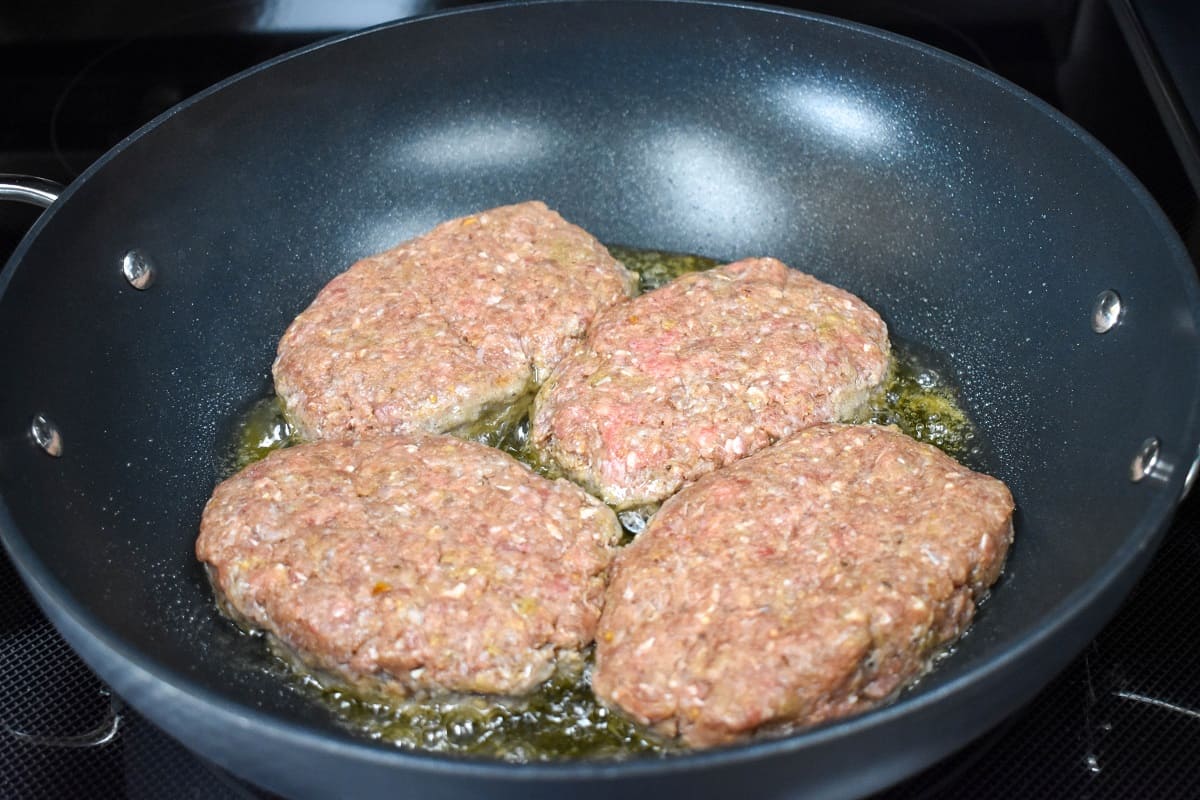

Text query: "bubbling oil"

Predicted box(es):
[291, 656, 672, 760]
[218, 246, 981, 760]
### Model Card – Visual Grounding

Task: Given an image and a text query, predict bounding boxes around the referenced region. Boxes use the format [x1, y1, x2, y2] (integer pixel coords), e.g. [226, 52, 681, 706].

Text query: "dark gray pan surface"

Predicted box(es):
[1, 2, 1197, 797]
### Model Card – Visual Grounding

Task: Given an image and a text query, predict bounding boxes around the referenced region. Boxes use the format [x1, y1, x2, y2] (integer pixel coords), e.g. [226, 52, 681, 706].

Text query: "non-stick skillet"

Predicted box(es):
[1, 2, 1198, 798]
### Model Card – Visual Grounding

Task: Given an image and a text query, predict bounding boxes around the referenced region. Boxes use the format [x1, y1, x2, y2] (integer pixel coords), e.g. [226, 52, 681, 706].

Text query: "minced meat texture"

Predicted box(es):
[592, 423, 1014, 747]
[530, 257, 890, 510]
[196, 434, 622, 698]
[273, 201, 637, 442]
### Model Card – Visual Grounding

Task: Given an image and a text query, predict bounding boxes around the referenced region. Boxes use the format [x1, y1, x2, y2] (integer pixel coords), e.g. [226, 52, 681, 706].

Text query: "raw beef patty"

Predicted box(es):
[592, 423, 1014, 746]
[196, 433, 623, 698]
[531, 257, 890, 509]
[274, 201, 637, 441]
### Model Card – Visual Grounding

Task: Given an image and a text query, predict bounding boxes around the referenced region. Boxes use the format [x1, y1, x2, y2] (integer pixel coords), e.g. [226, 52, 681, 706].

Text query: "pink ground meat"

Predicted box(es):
[274, 201, 637, 441]
[592, 423, 1014, 747]
[196, 433, 622, 698]
[531, 257, 890, 509]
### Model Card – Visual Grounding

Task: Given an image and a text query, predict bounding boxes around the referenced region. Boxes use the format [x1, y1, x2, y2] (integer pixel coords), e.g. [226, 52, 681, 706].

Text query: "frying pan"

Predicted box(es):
[1, 1, 1198, 798]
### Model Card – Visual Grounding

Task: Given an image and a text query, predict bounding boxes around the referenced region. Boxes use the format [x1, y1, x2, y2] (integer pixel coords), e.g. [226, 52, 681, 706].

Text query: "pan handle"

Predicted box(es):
[0, 174, 63, 209]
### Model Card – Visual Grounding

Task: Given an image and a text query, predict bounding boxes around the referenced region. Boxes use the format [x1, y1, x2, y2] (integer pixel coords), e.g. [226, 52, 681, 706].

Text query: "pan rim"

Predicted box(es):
[2, 0, 1198, 787]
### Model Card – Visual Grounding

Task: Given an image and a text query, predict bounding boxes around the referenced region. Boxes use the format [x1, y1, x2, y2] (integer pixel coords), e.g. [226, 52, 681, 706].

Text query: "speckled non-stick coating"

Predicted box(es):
[0, 2, 1197, 799]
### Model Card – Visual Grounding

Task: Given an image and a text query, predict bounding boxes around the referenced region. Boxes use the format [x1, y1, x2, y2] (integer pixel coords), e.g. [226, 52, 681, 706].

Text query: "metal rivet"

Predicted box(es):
[1091, 290, 1122, 333]
[121, 249, 155, 290]
[1130, 437, 1160, 483]
[30, 414, 63, 457]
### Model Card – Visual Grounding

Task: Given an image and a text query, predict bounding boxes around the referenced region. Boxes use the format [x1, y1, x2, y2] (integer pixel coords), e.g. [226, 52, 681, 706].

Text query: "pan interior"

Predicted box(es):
[0, 0, 1197, 783]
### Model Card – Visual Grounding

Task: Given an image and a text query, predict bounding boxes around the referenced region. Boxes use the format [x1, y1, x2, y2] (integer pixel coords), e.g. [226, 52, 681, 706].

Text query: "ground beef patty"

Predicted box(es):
[196, 434, 622, 698]
[273, 201, 637, 441]
[592, 424, 1014, 747]
[530, 257, 889, 510]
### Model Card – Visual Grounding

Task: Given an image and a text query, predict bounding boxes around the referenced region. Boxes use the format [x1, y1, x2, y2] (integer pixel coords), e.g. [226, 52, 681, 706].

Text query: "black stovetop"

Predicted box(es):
[2, 2, 1198, 798]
